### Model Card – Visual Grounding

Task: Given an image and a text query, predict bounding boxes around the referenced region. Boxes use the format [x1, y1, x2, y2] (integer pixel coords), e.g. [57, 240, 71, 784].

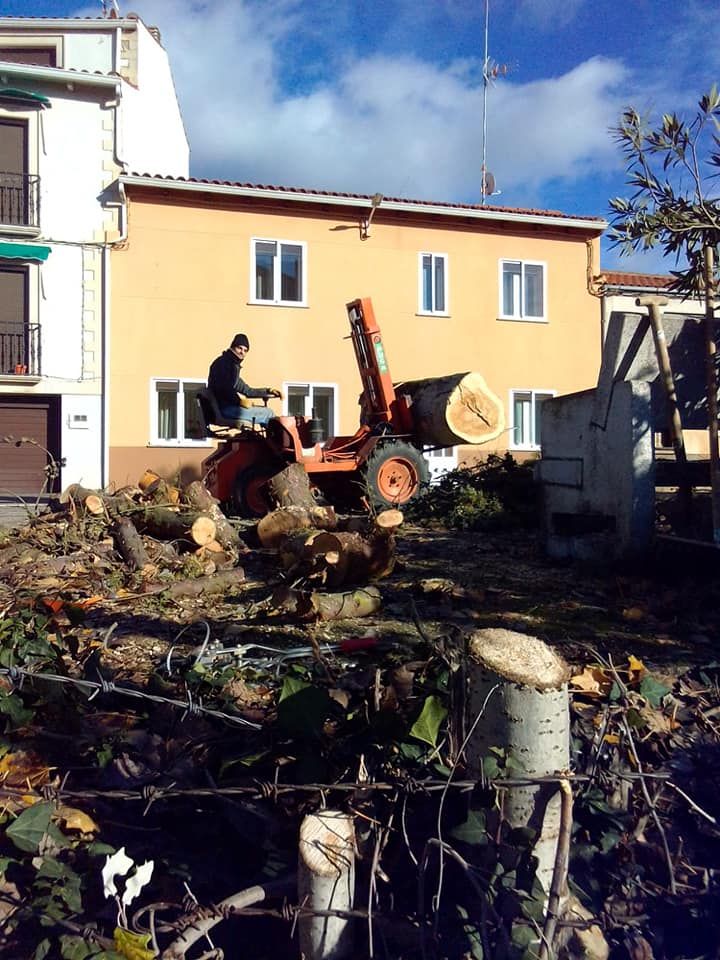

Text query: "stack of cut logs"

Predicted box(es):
[56, 462, 403, 621]
[61, 470, 245, 577]
[255, 463, 403, 621]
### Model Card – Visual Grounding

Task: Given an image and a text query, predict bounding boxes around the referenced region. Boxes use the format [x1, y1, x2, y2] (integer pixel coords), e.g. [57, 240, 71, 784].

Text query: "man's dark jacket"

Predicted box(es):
[207, 350, 268, 408]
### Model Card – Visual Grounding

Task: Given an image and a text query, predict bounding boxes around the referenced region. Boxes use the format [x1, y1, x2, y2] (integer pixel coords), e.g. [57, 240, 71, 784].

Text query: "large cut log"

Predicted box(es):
[313, 509, 402, 586]
[395, 372, 504, 446]
[298, 810, 355, 960]
[279, 509, 402, 585]
[256, 504, 337, 549]
[137, 506, 216, 547]
[184, 480, 245, 554]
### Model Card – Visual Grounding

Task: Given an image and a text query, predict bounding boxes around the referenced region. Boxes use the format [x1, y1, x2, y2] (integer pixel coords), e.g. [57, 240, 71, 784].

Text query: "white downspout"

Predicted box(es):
[101, 26, 127, 486]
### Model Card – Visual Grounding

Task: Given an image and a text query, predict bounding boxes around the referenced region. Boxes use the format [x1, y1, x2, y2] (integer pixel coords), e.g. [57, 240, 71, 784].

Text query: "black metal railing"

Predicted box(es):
[0, 323, 40, 375]
[0, 172, 40, 228]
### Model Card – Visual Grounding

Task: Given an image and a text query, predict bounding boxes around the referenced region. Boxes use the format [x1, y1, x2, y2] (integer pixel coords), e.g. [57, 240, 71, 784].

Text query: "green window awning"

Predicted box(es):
[0, 87, 50, 107]
[0, 242, 51, 262]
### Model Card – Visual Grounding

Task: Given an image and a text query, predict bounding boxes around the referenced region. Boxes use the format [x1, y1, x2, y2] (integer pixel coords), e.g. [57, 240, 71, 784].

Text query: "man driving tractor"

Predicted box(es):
[207, 333, 282, 427]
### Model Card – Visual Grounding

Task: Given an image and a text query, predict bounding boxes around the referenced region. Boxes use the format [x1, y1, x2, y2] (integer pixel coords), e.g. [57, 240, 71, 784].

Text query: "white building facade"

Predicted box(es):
[0, 14, 188, 499]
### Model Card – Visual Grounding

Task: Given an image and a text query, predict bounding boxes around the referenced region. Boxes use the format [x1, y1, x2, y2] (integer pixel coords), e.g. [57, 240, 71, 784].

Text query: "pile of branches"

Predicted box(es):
[407, 453, 538, 531]
[0, 465, 719, 959]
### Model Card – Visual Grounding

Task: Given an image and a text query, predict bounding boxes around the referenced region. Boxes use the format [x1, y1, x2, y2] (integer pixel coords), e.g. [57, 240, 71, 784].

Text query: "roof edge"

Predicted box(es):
[0, 60, 120, 89]
[119, 174, 608, 232]
[0, 18, 139, 31]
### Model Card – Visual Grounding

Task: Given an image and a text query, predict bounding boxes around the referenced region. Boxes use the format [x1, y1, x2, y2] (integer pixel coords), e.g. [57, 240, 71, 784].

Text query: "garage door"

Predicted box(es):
[0, 397, 60, 496]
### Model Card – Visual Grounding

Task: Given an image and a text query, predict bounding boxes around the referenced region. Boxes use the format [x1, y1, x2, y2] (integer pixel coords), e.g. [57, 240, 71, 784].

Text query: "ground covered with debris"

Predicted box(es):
[0, 465, 719, 959]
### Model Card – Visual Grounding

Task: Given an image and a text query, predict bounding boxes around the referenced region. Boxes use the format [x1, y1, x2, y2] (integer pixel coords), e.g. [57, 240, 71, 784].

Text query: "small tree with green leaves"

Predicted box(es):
[610, 87, 720, 541]
[608, 86, 720, 297]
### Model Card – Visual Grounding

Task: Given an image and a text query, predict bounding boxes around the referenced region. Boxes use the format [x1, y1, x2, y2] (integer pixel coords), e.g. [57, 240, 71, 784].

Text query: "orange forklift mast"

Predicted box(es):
[346, 297, 412, 433]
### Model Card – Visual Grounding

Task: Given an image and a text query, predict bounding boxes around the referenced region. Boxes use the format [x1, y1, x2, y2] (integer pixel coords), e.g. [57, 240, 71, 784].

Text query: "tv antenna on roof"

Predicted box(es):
[101, 0, 120, 18]
[480, 0, 508, 204]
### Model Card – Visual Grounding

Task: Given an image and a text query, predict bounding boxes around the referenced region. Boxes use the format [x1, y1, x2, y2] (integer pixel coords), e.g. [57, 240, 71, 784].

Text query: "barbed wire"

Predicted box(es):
[0, 665, 261, 730]
[0, 667, 678, 810]
[0, 771, 671, 808]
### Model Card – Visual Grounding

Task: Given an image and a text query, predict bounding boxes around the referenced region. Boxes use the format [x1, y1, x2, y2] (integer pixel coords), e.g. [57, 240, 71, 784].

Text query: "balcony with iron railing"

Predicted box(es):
[0, 322, 41, 376]
[0, 172, 40, 231]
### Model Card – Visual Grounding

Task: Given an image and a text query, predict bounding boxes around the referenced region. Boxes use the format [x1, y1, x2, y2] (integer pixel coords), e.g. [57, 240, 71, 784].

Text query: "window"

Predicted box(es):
[251, 238, 306, 306]
[510, 390, 554, 450]
[0, 46, 57, 66]
[418, 253, 448, 314]
[151, 378, 208, 445]
[424, 445, 457, 481]
[285, 382, 337, 441]
[0, 36, 62, 67]
[0, 264, 29, 374]
[499, 260, 546, 321]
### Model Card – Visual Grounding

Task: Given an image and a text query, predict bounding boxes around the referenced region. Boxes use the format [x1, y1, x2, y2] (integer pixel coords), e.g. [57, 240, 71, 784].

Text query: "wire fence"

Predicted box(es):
[0, 663, 680, 811]
[0, 664, 262, 730]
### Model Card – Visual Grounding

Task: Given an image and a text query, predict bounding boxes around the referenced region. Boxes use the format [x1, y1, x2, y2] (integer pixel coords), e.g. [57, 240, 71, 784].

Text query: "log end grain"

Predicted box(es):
[299, 811, 354, 877]
[468, 628, 570, 690]
[449, 372, 505, 444]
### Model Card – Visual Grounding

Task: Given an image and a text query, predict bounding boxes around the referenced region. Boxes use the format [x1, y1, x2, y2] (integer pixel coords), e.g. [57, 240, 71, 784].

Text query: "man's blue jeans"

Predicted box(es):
[221, 404, 275, 426]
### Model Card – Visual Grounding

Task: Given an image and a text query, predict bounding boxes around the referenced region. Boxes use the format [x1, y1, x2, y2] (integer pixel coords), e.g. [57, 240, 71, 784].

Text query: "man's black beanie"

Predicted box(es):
[231, 333, 250, 350]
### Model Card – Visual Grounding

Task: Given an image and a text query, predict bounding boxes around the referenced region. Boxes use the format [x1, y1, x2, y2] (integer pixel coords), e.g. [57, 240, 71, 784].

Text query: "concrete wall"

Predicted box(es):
[108, 191, 604, 486]
[63, 31, 114, 73]
[537, 380, 655, 561]
[602, 292, 713, 456]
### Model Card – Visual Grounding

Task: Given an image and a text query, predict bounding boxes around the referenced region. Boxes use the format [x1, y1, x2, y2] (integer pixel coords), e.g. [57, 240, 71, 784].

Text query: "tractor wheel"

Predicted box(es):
[363, 442, 429, 509]
[234, 466, 275, 518]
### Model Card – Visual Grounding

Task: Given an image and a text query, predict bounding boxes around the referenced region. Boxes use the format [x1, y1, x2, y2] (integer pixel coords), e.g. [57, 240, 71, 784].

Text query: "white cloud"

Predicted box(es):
[94, 0, 628, 209]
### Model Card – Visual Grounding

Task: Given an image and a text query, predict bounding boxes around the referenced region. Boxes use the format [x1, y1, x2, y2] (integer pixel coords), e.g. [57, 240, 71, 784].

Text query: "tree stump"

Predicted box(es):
[267, 462, 318, 510]
[298, 810, 355, 960]
[466, 628, 571, 898]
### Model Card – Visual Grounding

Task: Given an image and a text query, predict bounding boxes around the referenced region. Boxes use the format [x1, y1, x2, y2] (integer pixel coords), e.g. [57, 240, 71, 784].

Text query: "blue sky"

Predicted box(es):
[3, 0, 720, 272]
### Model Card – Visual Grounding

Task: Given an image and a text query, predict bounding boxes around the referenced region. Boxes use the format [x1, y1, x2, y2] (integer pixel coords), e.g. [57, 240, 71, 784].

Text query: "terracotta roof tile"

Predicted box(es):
[602, 270, 672, 288]
[124, 172, 605, 223]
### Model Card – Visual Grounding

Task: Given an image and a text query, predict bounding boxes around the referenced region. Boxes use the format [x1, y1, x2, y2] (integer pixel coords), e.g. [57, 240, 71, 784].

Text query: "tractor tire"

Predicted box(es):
[363, 442, 429, 509]
[234, 466, 275, 518]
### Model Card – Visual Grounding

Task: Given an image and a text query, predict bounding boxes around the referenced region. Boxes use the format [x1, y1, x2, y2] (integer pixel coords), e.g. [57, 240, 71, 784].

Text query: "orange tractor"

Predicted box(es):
[198, 298, 430, 516]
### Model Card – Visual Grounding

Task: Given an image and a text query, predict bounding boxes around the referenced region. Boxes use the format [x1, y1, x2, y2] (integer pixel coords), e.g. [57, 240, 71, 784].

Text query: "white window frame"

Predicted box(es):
[250, 237, 307, 307]
[498, 259, 547, 322]
[509, 388, 555, 451]
[0, 35, 64, 67]
[282, 380, 339, 439]
[0, 106, 41, 237]
[417, 252, 449, 316]
[149, 377, 212, 447]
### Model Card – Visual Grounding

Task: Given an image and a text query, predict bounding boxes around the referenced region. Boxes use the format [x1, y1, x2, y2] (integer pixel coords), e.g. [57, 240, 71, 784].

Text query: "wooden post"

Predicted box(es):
[298, 810, 355, 960]
[703, 246, 720, 543]
[465, 628, 571, 899]
[636, 295, 692, 520]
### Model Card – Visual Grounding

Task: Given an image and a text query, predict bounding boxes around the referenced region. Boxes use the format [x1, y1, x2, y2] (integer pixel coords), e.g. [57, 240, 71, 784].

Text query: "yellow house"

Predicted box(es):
[107, 175, 606, 487]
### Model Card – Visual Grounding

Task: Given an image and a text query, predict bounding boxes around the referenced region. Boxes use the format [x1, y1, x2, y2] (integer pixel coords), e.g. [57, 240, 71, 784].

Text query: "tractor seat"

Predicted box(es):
[196, 388, 264, 438]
